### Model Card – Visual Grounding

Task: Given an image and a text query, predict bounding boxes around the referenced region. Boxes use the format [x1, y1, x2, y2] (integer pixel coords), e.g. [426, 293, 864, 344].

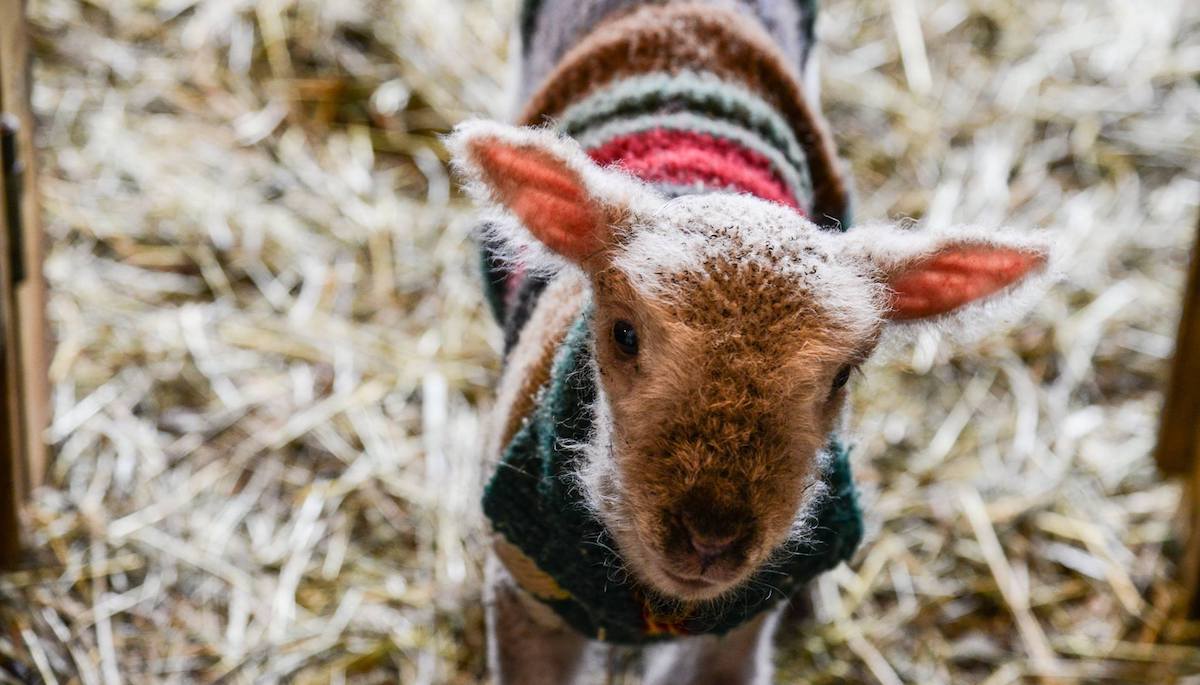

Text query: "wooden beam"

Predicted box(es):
[1158, 219, 1200, 476]
[1157, 212, 1200, 618]
[0, 0, 48, 568]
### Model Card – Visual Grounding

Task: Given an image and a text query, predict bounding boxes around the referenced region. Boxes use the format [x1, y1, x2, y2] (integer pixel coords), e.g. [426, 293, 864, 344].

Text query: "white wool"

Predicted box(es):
[471, 210, 571, 279]
[573, 378, 621, 522]
[784, 445, 833, 548]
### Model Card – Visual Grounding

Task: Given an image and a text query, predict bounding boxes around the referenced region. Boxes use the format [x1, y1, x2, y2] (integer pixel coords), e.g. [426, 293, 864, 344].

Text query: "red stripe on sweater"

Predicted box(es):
[586, 129, 801, 210]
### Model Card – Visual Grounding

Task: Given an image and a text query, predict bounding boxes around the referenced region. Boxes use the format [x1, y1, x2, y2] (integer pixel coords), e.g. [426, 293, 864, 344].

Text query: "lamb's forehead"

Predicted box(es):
[612, 193, 884, 336]
[645, 192, 808, 233]
[621, 193, 827, 269]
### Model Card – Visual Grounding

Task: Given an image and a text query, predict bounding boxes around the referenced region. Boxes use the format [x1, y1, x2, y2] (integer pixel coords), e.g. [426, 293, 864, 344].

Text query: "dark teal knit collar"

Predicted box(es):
[483, 307, 863, 645]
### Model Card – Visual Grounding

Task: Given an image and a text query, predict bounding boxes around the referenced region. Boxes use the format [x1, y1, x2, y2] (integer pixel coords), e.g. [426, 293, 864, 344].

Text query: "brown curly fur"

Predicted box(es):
[582, 230, 880, 600]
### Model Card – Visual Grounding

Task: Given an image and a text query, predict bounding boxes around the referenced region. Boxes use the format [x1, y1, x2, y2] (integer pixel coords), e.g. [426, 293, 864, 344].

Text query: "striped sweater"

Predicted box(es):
[479, 0, 862, 644]
[483, 0, 851, 326]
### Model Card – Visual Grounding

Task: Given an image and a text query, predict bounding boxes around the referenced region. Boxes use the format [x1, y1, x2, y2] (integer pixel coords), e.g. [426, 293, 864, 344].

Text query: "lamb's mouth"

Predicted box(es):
[660, 566, 716, 589]
[648, 557, 747, 600]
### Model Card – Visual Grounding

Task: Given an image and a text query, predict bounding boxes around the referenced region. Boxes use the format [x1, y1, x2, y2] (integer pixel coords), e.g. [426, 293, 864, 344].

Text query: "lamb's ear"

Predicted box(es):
[847, 224, 1054, 322]
[448, 120, 655, 264]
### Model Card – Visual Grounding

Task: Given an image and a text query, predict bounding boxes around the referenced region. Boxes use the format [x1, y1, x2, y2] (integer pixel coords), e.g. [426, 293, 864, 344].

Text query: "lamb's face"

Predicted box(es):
[450, 120, 1053, 602]
[581, 196, 884, 599]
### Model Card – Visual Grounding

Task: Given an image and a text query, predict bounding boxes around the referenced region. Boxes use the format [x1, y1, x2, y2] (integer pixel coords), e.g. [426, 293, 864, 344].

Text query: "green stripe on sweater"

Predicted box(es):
[558, 70, 812, 187]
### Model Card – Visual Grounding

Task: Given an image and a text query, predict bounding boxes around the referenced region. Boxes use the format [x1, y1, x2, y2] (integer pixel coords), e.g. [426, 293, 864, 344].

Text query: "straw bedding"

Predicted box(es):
[1, 0, 1198, 682]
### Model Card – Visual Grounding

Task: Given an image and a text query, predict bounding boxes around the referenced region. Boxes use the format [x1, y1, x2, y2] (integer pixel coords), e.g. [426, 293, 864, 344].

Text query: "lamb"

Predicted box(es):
[448, 2, 1054, 683]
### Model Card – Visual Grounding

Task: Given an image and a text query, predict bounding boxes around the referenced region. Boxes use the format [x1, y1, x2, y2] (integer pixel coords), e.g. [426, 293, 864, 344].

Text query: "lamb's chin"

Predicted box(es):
[650, 564, 743, 602]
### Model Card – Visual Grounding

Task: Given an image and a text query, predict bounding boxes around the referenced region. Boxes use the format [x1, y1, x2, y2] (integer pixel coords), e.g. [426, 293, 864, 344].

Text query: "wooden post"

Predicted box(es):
[1156, 213, 1200, 618]
[0, 0, 49, 568]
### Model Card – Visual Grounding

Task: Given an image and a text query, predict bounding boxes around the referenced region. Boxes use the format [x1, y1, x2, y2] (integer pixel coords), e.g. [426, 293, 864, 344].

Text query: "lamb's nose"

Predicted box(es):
[682, 518, 739, 560]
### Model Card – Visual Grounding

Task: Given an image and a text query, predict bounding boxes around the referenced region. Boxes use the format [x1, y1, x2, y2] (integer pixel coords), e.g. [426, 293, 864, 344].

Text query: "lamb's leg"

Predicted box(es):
[485, 550, 593, 685]
[642, 604, 783, 685]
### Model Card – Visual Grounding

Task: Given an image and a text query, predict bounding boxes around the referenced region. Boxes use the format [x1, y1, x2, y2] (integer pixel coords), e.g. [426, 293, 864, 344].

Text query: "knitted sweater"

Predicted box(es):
[479, 0, 862, 645]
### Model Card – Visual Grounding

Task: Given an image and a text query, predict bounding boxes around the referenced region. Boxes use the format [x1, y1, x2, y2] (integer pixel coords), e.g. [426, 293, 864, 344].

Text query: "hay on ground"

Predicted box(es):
[1, 0, 1199, 683]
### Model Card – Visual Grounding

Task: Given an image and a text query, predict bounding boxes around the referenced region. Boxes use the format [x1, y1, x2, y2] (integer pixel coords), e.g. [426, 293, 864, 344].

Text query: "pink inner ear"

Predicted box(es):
[887, 245, 1044, 321]
[470, 139, 606, 261]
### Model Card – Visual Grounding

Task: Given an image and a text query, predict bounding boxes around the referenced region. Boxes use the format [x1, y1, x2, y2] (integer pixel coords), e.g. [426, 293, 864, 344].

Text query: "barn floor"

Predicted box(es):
[2, 0, 1200, 683]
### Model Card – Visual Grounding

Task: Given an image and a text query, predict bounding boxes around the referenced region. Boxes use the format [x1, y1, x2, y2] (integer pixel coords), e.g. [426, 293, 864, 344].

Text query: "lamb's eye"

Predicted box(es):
[831, 365, 853, 391]
[612, 320, 639, 356]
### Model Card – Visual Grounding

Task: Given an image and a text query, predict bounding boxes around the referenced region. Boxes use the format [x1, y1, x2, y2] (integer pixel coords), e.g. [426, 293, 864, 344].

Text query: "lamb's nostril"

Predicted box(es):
[681, 519, 739, 559]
